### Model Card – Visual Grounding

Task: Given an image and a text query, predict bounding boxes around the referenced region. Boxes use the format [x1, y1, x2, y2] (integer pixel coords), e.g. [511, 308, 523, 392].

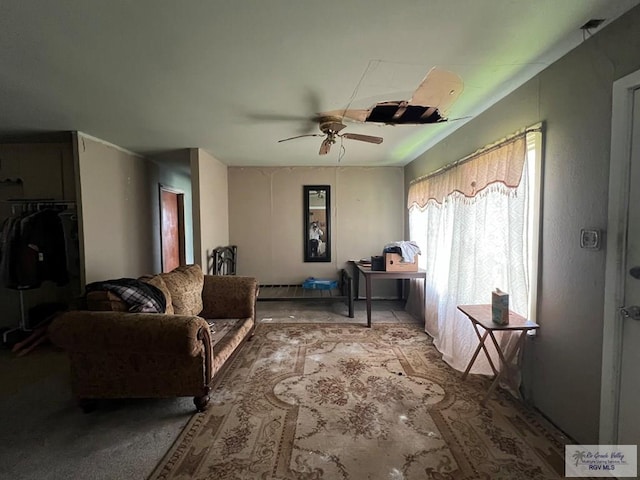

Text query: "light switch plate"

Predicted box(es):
[580, 228, 602, 250]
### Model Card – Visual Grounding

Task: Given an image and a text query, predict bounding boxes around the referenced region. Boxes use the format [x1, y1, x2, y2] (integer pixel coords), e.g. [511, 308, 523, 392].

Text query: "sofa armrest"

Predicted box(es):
[200, 275, 258, 320]
[48, 311, 211, 356]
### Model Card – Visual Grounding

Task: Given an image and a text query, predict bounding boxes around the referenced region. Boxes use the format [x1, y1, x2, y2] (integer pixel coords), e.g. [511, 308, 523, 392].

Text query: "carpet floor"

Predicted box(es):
[0, 351, 193, 480]
[150, 321, 569, 480]
[0, 301, 573, 479]
[0, 300, 409, 480]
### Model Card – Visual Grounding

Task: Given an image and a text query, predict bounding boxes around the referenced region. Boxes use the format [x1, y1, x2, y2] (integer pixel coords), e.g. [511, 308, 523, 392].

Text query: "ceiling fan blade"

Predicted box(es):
[278, 133, 323, 143]
[247, 113, 312, 122]
[341, 133, 383, 144]
[319, 138, 332, 155]
[321, 109, 369, 123]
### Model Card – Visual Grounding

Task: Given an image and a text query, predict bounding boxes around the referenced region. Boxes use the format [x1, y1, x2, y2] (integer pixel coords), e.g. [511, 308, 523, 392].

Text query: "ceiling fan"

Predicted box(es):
[278, 116, 383, 156]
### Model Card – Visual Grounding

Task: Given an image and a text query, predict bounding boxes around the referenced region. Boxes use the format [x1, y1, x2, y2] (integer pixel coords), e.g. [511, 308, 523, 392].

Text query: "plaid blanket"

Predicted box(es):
[86, 278, 166, 313]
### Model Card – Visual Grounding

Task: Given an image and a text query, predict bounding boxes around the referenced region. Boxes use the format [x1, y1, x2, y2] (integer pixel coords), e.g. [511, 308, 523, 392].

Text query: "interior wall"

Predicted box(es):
[148, 150, 194, 272]
[404, 6, 640, 444]
[190, 148, 229, 270]
[228, 166, 404, 297]
[76, 133, 154, 283]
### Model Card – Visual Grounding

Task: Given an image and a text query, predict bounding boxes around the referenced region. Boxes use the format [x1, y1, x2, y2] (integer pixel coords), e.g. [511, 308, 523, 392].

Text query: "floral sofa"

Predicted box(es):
[48, 264, 258, 412]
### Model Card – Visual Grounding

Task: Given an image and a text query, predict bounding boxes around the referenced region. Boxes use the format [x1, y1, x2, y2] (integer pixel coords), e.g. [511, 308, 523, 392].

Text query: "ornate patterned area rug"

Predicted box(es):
[149, 323, 568, 480]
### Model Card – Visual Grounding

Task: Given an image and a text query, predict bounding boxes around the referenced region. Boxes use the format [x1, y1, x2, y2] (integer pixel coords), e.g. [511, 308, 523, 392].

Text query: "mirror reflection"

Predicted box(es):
[304, 185, 330, 262]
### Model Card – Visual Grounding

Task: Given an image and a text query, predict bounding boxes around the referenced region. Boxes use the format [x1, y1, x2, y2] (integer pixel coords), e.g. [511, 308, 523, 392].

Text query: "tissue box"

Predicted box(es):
[384, 253, 418, 272]
[491, 290, 510, 325]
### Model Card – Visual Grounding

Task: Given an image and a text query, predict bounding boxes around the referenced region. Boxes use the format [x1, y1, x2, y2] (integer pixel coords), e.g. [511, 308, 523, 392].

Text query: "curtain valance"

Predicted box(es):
[407, 133, 526, 208]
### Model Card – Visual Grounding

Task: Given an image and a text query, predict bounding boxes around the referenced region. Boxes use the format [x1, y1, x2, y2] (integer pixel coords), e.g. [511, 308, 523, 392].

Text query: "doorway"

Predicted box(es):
[601, 68, 640, 444]
[160, 185, 185, 273]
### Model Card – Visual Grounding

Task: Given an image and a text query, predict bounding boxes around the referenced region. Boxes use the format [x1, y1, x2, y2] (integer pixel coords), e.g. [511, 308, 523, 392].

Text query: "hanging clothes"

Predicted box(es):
[0, 208, 70, 289]
[58, 210, 80, 279]
[0, 214, 21, 287]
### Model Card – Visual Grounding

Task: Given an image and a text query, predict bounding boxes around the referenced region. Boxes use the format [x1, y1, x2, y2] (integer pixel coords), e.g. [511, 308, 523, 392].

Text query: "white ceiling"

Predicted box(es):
[1, 1, 639, 167]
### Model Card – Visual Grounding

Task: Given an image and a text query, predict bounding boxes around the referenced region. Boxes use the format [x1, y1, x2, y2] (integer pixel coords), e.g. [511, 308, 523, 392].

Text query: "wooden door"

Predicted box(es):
[160, 186, 185, 272]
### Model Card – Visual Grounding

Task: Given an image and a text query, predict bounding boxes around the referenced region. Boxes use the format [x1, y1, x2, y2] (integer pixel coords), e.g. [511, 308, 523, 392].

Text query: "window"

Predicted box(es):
[408, 126, 542, 375]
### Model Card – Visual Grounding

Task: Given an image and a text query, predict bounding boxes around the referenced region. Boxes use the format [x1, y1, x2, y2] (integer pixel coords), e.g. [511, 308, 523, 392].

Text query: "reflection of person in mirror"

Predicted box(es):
[309, 222, 323, 257]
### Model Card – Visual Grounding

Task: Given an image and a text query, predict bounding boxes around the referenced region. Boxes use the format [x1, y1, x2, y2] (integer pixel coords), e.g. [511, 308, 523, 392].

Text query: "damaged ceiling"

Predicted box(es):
[0, 0, 639, 166]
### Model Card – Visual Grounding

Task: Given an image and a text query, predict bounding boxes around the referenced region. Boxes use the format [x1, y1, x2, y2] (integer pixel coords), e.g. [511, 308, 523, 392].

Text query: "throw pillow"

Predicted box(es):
[160, 264, 204, 316]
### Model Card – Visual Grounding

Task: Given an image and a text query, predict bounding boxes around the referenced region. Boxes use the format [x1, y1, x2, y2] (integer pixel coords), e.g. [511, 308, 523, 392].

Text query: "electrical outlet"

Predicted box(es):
[580, 228, 601, 250]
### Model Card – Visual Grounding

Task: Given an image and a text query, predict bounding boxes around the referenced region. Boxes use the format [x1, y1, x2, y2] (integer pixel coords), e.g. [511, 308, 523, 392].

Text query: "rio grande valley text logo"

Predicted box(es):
[565, 445, 637, 477]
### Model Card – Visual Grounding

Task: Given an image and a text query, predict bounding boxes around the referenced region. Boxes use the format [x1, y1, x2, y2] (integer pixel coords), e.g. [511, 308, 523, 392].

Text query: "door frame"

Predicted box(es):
[159, 184, 186, 272]
[600, 68, 640, 444]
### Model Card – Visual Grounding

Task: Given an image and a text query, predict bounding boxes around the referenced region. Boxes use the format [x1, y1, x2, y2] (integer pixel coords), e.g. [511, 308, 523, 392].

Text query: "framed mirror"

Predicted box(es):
[304, 185, 331, 262]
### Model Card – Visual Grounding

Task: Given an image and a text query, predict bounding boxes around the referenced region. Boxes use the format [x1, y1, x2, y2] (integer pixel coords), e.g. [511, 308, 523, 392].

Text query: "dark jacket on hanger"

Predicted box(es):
[0, 209, 69, 289]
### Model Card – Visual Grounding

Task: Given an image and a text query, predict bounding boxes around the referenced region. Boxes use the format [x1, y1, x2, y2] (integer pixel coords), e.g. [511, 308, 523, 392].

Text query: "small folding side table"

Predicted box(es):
[457, 304, 539, 405]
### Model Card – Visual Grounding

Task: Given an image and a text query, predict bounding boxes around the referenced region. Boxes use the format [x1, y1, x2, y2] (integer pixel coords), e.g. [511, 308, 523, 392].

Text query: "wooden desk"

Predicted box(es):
[352, 262, 427, 327]
[457, 304, 539, 405]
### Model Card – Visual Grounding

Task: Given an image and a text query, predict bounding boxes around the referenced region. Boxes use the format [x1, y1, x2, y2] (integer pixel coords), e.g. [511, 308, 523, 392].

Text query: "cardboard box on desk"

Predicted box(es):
[384, 253, 419, 272]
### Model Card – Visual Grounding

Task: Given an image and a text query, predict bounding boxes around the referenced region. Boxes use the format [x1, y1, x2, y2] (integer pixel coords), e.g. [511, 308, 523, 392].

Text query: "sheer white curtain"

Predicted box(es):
[408, 134, 529, 376]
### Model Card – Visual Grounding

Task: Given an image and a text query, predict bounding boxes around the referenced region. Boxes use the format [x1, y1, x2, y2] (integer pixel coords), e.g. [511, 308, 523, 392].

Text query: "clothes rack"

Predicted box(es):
[7, 198, 76, 215]
[1, 199, 77, 344]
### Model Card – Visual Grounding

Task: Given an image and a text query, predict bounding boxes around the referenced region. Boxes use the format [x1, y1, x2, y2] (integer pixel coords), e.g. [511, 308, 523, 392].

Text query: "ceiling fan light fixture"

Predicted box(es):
[278, 115, 383, 156]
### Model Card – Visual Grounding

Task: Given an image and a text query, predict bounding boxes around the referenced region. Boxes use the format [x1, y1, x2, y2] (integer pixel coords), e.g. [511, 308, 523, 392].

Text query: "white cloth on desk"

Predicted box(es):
[383, 241, 421, 262]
